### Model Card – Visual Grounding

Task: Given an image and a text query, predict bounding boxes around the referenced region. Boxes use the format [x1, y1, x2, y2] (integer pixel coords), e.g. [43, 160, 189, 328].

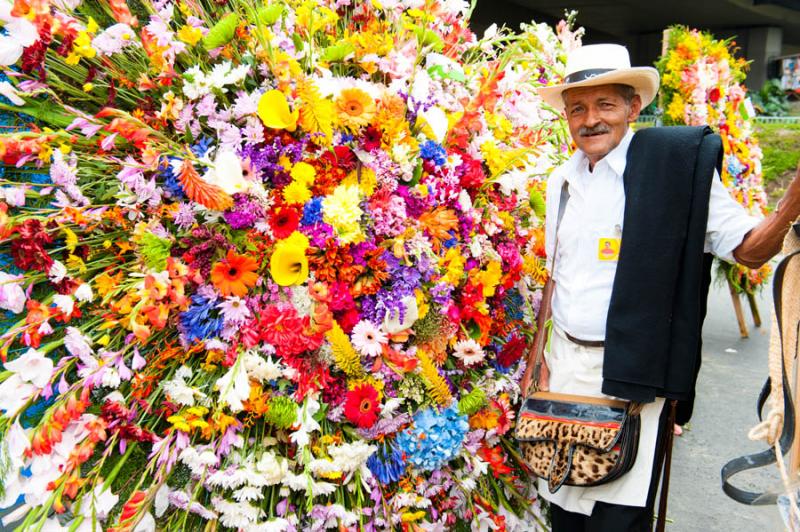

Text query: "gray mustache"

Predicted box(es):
[579, 124, 611, 136]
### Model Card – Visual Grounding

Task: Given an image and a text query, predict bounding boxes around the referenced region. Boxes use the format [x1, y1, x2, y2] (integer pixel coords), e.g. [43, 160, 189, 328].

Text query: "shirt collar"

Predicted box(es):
[573, 127, 634, 178]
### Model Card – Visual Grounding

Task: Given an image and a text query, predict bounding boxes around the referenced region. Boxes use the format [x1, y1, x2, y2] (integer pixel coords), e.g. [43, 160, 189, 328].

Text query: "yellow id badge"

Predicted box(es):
[598, 237, 621, 261]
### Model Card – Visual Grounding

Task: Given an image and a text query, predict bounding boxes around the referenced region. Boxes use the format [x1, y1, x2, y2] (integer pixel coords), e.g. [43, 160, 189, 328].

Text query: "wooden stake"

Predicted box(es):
[746, 291, 762, 328]
[728, 278, 748, 338]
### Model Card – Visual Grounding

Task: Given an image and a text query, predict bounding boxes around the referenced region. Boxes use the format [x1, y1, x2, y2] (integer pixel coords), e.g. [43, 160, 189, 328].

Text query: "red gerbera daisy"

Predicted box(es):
[269, 207, 299, 239]
[343, 383, 381, 428]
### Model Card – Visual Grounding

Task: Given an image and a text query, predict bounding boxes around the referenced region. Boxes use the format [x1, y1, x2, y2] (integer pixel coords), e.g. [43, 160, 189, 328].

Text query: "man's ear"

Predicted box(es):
[627, 94, 643, 123]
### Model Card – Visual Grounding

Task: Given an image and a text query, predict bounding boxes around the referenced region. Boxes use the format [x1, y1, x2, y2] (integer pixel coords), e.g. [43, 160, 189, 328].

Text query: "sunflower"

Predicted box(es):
[211, 250, 259, 297]
[336, 88, 376, 129]
[269, 231, 309, 286]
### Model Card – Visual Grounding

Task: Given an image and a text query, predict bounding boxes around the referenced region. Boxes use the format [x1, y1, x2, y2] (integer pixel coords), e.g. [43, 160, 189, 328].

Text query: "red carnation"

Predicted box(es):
[708, 87, 721, 103]
[343, 383, 381, 428]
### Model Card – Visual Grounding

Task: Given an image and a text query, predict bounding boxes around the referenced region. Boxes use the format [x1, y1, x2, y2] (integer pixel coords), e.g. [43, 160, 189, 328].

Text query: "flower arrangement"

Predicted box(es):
[657, 25, 770, 292]
[0, 1, 582, 530]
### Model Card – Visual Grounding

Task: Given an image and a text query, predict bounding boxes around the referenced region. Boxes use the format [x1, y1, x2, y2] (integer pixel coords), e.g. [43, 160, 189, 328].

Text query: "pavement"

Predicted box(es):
[668, 271, 787, 531]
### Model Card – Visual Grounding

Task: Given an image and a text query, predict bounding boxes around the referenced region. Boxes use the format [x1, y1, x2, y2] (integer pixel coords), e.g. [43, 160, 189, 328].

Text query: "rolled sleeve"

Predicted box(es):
[704, 171, 761, 263]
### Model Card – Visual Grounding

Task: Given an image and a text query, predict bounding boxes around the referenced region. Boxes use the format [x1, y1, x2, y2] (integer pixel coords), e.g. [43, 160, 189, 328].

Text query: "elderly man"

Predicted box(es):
[524, 44, 800, 531]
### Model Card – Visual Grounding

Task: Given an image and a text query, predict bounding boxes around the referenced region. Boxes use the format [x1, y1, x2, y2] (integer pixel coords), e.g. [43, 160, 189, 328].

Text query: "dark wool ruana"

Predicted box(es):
[602, 126, 722, 407]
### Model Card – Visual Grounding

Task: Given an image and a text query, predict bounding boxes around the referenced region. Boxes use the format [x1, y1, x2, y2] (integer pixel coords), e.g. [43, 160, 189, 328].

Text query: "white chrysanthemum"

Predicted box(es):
[350, 320, 387, 357]
[244, 352, 282, 383]
[453, 339, 485, 367]
[255, 451, 289, 486]
[328, 441, 376, 473]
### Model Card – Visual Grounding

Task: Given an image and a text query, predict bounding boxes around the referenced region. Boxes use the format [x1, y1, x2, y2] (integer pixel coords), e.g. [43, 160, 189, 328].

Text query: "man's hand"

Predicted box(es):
[734, 162, 800, 268]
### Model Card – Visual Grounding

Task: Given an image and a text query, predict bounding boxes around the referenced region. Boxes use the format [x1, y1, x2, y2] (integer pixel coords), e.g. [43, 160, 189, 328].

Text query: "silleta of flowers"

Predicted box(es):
[657, 25, 771, 293]
[0, 1, 582, 530]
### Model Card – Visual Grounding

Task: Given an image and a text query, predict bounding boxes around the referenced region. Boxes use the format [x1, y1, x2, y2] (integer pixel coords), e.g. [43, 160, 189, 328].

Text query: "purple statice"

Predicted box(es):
[173, 202, 196, 230]
[429, 282, 453, 306]
[373, 289, 407, 324]
[223, 194, 265, 229]
[384, 252, 421, 296]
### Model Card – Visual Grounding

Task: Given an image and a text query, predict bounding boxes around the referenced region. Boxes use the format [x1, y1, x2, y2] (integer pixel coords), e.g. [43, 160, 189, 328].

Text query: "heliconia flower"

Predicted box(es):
[257, 90, 298, 132]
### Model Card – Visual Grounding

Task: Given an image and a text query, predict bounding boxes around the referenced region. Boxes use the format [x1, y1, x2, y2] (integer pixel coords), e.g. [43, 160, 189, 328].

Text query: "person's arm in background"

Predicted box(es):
[734, 163, 800, 268]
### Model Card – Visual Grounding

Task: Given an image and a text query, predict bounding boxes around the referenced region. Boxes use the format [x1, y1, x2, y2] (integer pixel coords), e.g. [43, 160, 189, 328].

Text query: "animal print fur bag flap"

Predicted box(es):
[515, 391, 641, 493]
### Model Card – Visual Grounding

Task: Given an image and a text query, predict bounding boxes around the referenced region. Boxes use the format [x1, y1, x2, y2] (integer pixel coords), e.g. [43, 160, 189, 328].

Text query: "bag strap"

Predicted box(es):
[656, 399, 678, 532]
[720, 248, 800, 504]
[520, 181, 569, 395]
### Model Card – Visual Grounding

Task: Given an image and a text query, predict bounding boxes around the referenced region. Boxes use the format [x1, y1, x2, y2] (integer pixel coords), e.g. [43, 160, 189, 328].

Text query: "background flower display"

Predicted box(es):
[657, 25, 770, 294]
[0, 1, 582, 530]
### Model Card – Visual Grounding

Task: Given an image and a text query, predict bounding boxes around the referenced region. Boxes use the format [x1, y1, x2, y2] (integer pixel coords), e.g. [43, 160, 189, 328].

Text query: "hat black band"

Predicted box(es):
[564, 68, 615, 84]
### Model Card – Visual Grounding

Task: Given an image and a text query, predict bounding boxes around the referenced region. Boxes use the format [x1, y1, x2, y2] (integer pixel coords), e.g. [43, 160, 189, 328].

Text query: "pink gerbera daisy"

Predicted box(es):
[350, 320, 387, 357]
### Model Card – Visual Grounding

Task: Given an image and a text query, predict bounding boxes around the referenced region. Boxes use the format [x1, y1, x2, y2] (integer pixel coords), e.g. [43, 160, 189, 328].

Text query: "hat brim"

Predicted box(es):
[537, 67, 660, 112]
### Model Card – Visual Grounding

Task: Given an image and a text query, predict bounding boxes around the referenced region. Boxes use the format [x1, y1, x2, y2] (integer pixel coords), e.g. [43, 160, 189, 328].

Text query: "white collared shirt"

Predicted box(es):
[545, 129, 760, 341]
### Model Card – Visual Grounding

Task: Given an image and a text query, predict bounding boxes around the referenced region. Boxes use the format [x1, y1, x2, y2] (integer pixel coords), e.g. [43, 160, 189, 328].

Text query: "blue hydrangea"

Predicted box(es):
[367, 442, 406, 483]
[301, 197, 324, 225]
[395, 405, 469, 471]
[419, 140, 447, 166]
[180, 294, 223, 342]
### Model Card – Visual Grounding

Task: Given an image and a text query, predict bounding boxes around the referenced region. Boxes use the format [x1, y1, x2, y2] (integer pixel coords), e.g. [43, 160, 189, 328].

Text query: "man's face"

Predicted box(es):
[563, 85, 642, 166]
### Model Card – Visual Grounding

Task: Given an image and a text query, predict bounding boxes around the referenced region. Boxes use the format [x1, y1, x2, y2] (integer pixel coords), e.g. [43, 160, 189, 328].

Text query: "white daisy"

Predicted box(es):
[452, 339, 485, 367]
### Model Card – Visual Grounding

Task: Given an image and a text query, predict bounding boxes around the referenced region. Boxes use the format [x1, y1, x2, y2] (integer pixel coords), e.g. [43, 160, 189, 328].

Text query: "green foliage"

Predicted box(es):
[756, 123, 800, 185]
[751, 79, 790, 116]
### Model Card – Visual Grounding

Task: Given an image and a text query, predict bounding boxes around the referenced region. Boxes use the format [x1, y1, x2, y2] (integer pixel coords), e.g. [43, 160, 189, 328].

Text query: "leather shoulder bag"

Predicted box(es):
[514, 180, 642, 494]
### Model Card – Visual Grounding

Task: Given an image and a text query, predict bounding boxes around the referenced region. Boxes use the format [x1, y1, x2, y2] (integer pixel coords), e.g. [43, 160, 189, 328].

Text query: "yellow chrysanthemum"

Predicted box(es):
[290, 162, 316, 186]
[283, 180, 312, 205]
[336, 88, 376, 129]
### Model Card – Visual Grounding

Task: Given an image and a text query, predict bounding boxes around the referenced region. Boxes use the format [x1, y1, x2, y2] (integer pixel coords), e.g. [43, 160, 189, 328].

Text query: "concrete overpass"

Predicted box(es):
[472, 0, 800, 91]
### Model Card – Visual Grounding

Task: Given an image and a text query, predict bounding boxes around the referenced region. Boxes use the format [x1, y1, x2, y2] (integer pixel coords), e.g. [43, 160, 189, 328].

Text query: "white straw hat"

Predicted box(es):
[538, 44, 660, 112]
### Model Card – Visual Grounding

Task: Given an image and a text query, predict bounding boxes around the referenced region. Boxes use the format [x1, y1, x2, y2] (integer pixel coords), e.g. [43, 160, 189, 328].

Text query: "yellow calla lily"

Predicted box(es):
[269, 235, 309, 286]
[258, 89, 299, 132]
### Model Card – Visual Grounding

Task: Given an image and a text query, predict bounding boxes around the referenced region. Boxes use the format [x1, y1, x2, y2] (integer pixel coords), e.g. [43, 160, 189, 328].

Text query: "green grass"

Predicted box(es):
[756, 122, 800, 186]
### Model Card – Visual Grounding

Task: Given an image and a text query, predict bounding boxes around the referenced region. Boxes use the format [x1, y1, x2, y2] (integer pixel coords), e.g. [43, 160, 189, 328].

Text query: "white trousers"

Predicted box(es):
[536, 327, 665, 516]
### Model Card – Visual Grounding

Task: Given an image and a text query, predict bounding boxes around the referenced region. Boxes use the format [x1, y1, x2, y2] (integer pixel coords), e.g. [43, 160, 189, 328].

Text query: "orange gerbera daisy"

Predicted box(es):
[336, 88, 376, 129]
[211, 250, 259, 297]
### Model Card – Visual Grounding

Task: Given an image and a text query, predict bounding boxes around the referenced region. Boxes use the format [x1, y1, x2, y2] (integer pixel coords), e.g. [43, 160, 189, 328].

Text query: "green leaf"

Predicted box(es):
[321, 42, 355, 62]
[203, 12, 240, 50]
[529, 189, 546, 218]
[256, 3, 284, 25]
[413, 25, 443, 52]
